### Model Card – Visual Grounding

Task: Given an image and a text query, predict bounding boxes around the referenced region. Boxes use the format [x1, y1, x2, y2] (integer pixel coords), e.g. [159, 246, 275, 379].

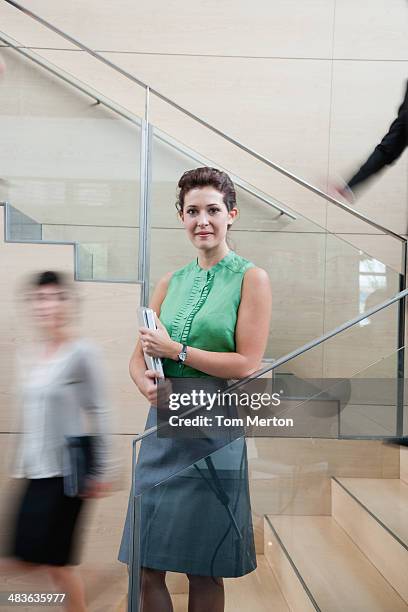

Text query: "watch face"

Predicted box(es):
[179, 352, 186, 362]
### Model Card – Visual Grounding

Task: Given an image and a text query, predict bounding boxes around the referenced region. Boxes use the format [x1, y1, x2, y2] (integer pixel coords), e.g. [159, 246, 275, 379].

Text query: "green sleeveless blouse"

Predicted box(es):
[159, 250, 255, 378]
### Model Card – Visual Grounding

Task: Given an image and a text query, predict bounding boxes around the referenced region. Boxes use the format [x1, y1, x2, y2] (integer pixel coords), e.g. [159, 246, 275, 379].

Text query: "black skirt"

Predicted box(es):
[10, 477, 84, 566]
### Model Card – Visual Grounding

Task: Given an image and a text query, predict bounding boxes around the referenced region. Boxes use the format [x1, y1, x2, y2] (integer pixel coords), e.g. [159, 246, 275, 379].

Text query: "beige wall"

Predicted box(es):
[0, 0, 407, 232]
[0, 2, 407, 376]
[0, 4, 406, 371]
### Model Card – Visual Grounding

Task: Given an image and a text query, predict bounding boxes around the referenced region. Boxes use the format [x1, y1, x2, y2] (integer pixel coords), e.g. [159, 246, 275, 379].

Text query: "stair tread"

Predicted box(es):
[337, 477, 408, 548]
[222, 555, 289, 611]
[267, 515, 408, 612]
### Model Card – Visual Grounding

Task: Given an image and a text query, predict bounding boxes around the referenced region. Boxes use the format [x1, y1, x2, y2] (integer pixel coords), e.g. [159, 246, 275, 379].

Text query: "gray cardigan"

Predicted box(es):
[12, 338, 112, 481]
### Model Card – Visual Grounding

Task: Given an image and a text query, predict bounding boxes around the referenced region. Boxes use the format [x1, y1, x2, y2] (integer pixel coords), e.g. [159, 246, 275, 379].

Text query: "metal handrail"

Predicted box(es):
[153, 127, 297, 220]
[132, 286, 408, 443]
[0, 29, 294, 221]
[2, 0, 406, 243]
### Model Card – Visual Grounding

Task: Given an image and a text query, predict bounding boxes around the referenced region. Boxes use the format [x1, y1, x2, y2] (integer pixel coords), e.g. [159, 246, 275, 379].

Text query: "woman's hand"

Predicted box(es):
[138, 369, 173, 407]
[139, 314, 181, 360]
[81, 479, 113, 499]
[327, 181, 355, 204]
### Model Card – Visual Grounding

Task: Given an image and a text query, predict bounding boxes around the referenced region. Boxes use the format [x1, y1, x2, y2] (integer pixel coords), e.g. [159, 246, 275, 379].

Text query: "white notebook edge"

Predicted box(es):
[137, 306, 165, 380]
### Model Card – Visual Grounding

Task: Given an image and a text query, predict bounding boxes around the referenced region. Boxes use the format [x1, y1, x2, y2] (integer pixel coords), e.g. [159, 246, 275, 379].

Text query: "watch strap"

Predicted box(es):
[177, 343, 188, 363]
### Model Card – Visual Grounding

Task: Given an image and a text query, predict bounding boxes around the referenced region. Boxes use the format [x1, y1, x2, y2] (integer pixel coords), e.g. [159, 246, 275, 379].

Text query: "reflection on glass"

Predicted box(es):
[359, 254, 388, 327]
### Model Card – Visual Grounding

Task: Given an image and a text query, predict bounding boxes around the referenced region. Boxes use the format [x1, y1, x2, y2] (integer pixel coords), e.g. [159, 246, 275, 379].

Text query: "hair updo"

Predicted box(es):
[175, 167, 237, 228]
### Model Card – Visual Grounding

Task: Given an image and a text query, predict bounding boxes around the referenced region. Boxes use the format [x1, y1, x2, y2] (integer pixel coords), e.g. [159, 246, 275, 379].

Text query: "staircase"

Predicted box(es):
[264, 445, 408, 611]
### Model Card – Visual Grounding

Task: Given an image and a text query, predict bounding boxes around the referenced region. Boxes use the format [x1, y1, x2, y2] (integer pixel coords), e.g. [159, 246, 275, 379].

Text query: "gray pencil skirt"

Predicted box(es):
[118, 379, 257, 577]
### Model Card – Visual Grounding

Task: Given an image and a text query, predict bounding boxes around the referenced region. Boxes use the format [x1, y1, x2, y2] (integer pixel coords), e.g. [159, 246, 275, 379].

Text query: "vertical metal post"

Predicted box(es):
[145, 86, 150, 124]
[396, 241, 407, 437]
[138, 117, 153, 307]
[3, 201, 10, 240]
[127, 440, 141, 612]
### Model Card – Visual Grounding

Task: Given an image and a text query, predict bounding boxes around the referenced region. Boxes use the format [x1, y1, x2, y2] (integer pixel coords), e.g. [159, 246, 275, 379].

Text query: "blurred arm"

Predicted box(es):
[347, 81, 408, 192]
[79, 343, 114, 481]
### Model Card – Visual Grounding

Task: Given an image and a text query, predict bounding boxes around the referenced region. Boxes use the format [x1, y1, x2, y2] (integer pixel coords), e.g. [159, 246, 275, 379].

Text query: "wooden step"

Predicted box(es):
[222, 555, 289, 612]
[401, 446, 408, 484]
[264, 515, 408, 612]
[117, 555, 289, 612]
[332, 477, 408, 603]
[335, 477, 408, 547]
[85, 565, 128, 612]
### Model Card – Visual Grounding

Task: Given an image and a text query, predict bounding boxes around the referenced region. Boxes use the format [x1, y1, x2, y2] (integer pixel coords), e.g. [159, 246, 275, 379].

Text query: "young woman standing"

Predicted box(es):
[119, 167, 272, 612]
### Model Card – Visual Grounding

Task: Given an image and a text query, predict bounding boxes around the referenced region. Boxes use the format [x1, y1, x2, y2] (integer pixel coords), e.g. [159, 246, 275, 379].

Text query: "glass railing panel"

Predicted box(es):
[323, 233, 400, 339]
[344, 234, 403, 278]
[127, 432, 253, 610]
[147, 88, 327, 225]
[125, 329, 404, 494]
[0, 30, 147, 119]
[149, 227, 327, 363]
[326, 197, 405, 242]
[273, 347, 404, 438]
[150, 126, 402, 364]
[76, 243, 94, 280]
[2, 25, 405, 292]
[148, 91, 406, 268]
[245, 360, 405, 610]
[150, 130, 317, 233]
[2, 5, 405, 277]
[6, 203, 42, 240]
[39, 48, 146, 119]
[151, 128, 319, 233]
[0, 44, 141, 280]
[273, 298, 399, 382]
[125, 341, 405, 609]
[40, 224, 139, 281]
[336, 347, 403, 438]
[322, 300, 399, 380]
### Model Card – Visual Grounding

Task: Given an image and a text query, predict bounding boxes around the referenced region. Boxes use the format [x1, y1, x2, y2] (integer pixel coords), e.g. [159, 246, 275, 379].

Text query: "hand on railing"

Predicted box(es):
[327, 180, 356, 205]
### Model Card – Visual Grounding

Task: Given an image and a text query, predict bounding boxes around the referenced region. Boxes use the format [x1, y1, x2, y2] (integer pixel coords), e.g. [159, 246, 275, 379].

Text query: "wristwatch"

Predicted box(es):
[177, 344, 188, 363]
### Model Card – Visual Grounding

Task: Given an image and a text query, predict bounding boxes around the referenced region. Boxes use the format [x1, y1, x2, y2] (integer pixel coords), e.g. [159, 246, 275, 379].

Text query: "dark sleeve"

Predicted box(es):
[347, 82, 408, 191]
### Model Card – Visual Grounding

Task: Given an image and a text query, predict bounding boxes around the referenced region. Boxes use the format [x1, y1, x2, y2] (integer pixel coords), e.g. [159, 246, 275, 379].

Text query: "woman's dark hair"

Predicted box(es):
[28, 270, 77, 301]
[31, 270, 68, 288]
[176, 167, 237, 225]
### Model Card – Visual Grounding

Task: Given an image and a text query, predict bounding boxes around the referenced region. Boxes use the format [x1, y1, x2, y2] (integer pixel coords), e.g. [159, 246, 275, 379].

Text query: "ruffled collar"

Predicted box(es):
[194, 250, 236, 274]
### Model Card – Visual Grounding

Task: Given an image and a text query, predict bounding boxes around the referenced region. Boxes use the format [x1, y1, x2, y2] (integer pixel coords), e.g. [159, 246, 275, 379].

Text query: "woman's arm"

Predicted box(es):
[347, 83, 408, 192]
[78, 342, 114, 493]
[143, 267, 272, 380]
